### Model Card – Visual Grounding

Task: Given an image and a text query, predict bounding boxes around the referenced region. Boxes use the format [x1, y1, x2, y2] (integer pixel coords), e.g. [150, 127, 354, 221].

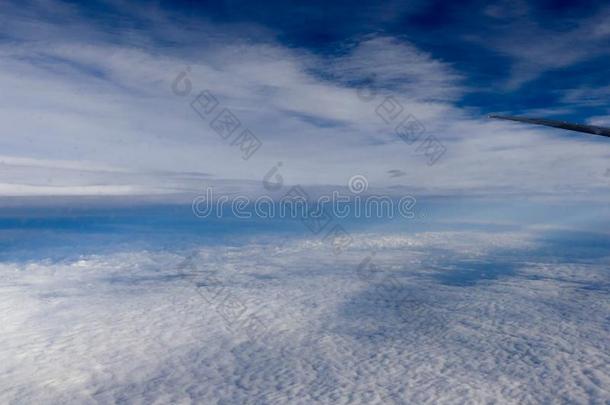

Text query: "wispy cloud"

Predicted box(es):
[478, 2, 610, 89]
[0, 0, 609, 199]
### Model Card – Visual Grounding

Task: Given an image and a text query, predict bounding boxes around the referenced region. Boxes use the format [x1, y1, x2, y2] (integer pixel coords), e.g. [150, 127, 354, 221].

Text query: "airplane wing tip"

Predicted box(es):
[485, 113, 610, 138]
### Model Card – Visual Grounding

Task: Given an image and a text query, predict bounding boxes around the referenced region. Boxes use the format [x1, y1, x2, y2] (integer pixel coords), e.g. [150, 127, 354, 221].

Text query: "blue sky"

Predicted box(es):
[52, 0, 610, 116]
[1, 3, 610, 403]
[165, 0, 610, 116]
[1, 0, 610, 198]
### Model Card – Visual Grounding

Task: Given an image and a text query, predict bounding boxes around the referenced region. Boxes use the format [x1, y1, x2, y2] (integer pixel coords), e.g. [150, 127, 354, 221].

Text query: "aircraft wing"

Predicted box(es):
[489, 114, 610, 138]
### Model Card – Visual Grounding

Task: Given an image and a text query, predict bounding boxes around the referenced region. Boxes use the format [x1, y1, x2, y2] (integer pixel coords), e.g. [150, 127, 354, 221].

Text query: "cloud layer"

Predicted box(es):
[1, 230, 609, 403]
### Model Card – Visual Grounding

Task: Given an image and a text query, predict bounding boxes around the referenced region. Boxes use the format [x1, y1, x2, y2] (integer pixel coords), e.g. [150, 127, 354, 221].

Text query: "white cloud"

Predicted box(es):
[328, 36, 464, 101]
[475, 3, 610, 89]
[1, 231, 609, 403]
[0, 1, 609, 200]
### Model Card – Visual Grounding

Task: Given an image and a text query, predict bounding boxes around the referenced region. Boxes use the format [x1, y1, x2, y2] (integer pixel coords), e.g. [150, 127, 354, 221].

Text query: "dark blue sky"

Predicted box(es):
[10, 0, 610, 120]
[103, 0, 610, 121]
